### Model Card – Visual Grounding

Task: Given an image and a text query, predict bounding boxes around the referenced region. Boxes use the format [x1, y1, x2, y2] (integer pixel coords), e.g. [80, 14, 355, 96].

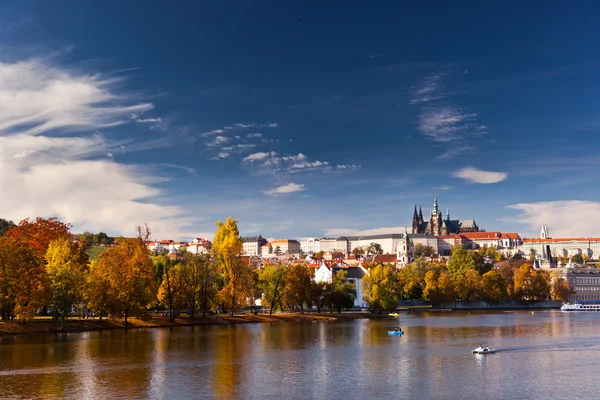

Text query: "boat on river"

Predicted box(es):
[472, 346, 495, 354]
[388, 330, 404, 336]
[561, 301, 600, 311]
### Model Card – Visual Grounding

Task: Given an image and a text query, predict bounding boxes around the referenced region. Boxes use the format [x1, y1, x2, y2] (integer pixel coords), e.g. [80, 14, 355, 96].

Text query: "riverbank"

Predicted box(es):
[0, 312, 389, 336]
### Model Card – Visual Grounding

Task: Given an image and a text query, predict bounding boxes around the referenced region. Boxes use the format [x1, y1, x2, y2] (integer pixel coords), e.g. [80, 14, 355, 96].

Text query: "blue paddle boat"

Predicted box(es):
[388, 330, 404, 336]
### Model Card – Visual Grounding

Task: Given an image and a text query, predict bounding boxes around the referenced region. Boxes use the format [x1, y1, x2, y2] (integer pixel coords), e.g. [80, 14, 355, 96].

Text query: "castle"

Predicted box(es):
[411, 198, 480, 236]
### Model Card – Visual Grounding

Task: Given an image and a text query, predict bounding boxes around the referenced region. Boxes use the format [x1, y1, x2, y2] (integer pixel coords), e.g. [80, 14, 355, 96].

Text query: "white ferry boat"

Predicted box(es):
[561, 301, 600, 311]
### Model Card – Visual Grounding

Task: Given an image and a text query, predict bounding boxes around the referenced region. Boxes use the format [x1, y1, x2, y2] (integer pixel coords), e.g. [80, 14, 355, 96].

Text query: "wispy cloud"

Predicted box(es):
[242, 151, 359, 174]
[0, 57, 193, 239]
[452, 167, 507, 184]
[325, 226, 407, 237]
[409, 72, 446, 104]
[247, 132, 262, 138]
[506, 200, 600, 238]
[432, 185, 453, 191]
[435, 145, 476, 160]
[264, 183, 305, 196]
[409, 72, 488, 160]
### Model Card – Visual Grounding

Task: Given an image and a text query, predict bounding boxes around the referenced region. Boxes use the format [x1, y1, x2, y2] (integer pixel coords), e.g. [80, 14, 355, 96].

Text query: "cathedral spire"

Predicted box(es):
[418, 206, 423, 222]
[446, 209, 450, 221]
[413, 205, 418, 219]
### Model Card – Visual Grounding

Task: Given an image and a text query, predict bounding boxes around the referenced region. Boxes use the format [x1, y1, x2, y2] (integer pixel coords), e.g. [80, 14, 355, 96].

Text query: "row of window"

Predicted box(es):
[572, 295, 600, 300]
[575, 286, 600, 292]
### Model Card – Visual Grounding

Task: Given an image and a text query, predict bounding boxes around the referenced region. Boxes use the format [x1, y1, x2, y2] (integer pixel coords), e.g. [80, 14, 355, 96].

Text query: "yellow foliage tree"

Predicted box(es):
[363, 263, 403, 312]
[45, 238, 88, 326]
[84, 260, 111, 320]
[454, 268, 482, 302]
[213, 218, 252, 315]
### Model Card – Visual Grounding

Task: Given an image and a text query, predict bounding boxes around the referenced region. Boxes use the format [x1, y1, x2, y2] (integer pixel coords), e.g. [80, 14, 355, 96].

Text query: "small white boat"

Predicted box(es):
[472, 346, 495, 354]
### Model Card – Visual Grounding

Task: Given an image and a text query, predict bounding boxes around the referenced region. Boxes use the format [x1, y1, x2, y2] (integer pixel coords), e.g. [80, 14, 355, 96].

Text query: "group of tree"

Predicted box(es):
[362, 245, 571, 312]
[257, 264, 356, 315]
[351, 242, 384, 256]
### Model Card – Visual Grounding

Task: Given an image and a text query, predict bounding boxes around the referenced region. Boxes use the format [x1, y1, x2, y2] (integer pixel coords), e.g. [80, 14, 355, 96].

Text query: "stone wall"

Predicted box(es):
[434, 300, 562, 310]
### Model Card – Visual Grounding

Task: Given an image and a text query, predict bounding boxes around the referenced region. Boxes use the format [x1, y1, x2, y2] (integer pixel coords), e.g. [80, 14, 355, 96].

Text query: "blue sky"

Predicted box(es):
[1, 1, 600, 240]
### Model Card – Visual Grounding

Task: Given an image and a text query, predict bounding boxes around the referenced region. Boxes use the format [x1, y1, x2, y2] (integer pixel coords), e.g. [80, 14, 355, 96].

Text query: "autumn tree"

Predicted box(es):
[551, 275, 571, 301]
[284, 264, 312, 313]
[257, 264, 288, 315]
[314, 251, 324, 259]
[423, 268, 455, 305]
[155, 255, 183, 321]
[157, 263, 188, 320]
[363, 263, 402, 313]
[84, 260, 111, 320]
[309, 281, 328, 313]
[45, 238, 89, 326]
[571, 254, 584, 264]
[0, 217, 71, 321]
[213, 218, 252, 315]
[136, 223, 152, 242]
[454, 268, 482, 302]
[352, 247, 365, 256]
[98, 238, 157, 325]
[401, 257, 433, 300]
[414, 243, 435, 258]
[480, 269, 509, 302]
[180, 253, 218, 318]
[0, 218, 16, 237]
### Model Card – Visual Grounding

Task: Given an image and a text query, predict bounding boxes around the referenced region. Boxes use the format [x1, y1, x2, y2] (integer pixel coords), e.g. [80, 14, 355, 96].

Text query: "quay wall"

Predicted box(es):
[434, 300, 562, 310]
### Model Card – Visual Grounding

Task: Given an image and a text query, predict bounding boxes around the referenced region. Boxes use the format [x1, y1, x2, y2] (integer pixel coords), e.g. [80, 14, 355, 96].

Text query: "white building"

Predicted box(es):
[519, 225, 600, 260]
[241, 235, 267, 256]
[313, 262, 368, 308]
[319, 237, 349, 253]
[395, 231, 414, 267]
[347, 234, 405, 255]
[300, 237, 320, 254]
[186, 238, 211, 254]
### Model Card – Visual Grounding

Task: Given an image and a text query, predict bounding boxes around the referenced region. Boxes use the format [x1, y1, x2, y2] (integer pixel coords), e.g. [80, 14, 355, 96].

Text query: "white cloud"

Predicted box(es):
[506, 200, 600, 238]
[247, 133, 262, 138]
[264, 183, 305, 196]
[0, 57, 191, 239]
[243, 151, 276, 162]
[452, 167, 507, 184]
[135, 117, 162, 123]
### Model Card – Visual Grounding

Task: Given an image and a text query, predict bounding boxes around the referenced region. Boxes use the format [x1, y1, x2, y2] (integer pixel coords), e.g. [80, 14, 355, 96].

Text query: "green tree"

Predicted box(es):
[352, 247, 365, 256]
[257, 264, 288, 315]
[400, 257, 432, 300]
[274, 246, 282, 256]
[367, 242, 383, 255]
[329, 271, 356, 313]
[363, 263, 402, 313]
[213, 217, 252, 315]
[314, 251, 324, 259]
[309, 281, 328, 313]
[571, 254, 584, 264]
[84, 260, 111, 320]
[45, 238, 89, 327]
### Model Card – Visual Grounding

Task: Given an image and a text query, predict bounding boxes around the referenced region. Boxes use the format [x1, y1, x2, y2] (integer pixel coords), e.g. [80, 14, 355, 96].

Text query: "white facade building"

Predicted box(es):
[300, 237, 320, 254]
[241, 235, 267, 256]
[519, 225, 600, 261]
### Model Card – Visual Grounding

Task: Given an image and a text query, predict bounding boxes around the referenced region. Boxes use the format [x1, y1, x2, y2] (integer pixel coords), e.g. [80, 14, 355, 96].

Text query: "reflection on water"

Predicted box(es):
[2, 311, 600, 399]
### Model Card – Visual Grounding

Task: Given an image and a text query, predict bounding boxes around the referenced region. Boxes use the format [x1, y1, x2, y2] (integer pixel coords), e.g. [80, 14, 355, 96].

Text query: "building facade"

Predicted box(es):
[299, 237, 320, 254]
[412, 198, 479, 236]
[566, 268, 600, 301]
[241, 235, 268, 256]
[519, 226, 600, 261]
[270, 239, 301, 254]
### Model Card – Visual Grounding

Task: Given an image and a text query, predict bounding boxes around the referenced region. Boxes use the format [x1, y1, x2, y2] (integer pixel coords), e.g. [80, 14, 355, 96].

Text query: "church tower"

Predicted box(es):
[429, 197, 443, 236]
[540, 225, 549, 239]
[396, 226, 414, 267]
[412, 205, 419, 234]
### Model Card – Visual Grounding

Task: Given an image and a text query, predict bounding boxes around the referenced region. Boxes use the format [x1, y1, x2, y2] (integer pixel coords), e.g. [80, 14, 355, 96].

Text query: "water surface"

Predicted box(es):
[0, 311, 598, 399]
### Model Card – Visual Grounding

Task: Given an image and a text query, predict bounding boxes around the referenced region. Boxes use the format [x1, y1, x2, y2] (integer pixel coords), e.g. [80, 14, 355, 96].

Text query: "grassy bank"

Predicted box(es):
[0, 312, 389, 336]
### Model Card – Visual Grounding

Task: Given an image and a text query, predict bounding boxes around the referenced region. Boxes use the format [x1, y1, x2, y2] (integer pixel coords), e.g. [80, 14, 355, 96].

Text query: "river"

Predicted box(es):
[0, 311, 598, 399]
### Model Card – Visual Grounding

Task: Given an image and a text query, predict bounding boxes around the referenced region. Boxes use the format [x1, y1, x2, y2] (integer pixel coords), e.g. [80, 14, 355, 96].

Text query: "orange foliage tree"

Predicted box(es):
[0, 217, 71, 321]
[95, 238, 157, 325]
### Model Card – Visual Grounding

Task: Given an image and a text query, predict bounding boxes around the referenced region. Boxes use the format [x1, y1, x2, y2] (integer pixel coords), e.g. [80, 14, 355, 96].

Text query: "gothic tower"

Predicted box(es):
[428, 197, 443, 236]
[411, 205, 419, 234]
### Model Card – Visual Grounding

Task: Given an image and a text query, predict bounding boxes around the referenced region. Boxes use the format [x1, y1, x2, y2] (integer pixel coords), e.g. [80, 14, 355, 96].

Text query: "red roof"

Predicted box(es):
[374, 254, 398, 263]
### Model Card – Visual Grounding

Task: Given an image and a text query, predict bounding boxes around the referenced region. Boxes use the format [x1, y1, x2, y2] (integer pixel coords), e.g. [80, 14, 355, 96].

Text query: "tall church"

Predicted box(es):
[411, 198, 480, 236]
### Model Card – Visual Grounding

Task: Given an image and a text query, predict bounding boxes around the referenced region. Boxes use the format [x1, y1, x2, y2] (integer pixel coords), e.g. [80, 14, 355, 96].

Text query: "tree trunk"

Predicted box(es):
[124, 310, 128, 326]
